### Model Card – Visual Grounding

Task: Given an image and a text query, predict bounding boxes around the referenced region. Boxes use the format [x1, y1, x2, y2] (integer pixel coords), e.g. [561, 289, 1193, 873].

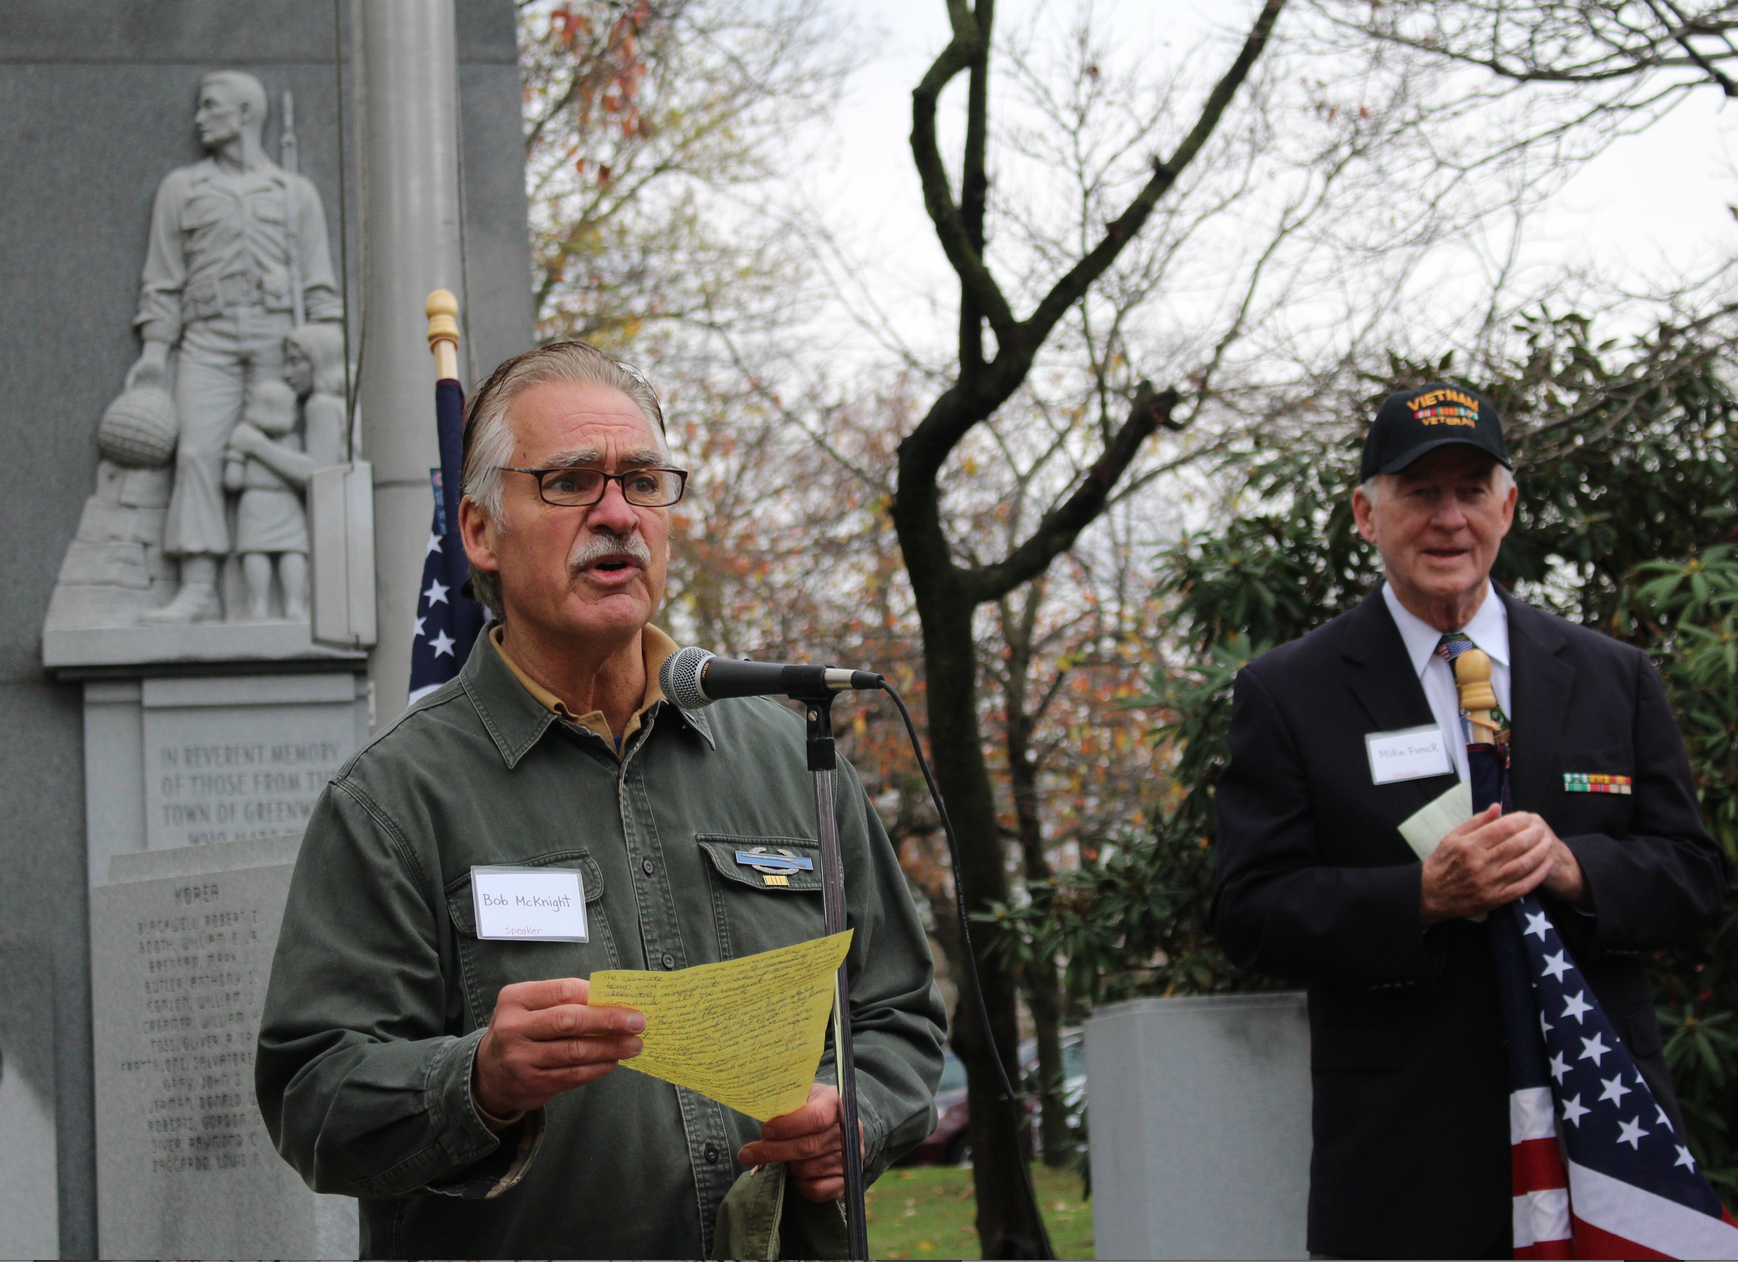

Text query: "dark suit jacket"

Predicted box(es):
[1211, 585, 1725, 1259]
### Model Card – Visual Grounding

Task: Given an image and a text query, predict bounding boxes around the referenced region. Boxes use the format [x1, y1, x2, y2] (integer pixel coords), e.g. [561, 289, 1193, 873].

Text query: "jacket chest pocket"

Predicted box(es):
[180, 190, 230, 233]
[248, 193, 287, 226]
[444, 850, 618, 1031]
[698, 835, 826, 961]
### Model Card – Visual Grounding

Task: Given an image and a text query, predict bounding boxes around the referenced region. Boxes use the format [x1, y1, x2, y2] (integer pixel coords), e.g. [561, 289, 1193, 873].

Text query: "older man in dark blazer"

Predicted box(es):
[1211, 383, 1726, 1259]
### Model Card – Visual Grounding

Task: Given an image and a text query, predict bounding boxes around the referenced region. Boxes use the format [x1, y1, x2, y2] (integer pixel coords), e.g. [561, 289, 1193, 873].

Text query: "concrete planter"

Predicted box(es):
[1086, 991, 1311, 1259]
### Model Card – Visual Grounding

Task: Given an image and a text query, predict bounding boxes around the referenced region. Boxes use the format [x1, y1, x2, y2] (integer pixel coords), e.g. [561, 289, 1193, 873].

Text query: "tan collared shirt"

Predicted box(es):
[489, 624, 678, 756]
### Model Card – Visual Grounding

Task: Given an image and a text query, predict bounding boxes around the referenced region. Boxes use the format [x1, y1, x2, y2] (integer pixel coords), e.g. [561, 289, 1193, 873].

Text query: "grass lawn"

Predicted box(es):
[865, 1163, 1094, 1260]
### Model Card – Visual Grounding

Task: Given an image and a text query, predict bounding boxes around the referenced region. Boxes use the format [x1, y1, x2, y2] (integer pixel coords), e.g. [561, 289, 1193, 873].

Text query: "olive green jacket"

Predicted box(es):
[255, 635, 945, 1259]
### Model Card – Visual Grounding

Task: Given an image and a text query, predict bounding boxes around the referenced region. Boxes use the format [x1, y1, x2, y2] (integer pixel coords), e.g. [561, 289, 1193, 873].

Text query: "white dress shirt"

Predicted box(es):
[1381, 579, 1511, 785]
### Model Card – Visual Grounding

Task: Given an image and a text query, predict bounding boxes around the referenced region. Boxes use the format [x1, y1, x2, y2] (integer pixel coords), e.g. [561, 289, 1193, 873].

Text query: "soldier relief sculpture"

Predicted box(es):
[45, 70, 344, 633]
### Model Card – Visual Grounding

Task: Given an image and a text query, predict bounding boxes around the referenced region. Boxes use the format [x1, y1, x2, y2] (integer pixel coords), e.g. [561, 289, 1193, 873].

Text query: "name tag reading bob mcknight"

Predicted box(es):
[471, 866, 589, 942]
[1365, 723, 1453, 785]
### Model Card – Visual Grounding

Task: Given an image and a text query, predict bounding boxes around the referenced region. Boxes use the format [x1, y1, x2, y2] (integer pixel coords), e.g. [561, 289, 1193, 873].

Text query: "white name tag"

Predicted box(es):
[470, 866, 588, 942]
[1365, 724, 1454, 785]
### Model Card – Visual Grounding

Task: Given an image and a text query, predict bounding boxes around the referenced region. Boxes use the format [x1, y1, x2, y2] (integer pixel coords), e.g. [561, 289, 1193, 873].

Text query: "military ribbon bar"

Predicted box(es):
[1563, 773, 1632, 795]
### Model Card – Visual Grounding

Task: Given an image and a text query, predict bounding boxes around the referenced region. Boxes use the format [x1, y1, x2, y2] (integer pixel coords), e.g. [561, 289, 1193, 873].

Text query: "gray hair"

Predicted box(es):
[461, 340, 667, 619]
[1358, 462, 1514, 507]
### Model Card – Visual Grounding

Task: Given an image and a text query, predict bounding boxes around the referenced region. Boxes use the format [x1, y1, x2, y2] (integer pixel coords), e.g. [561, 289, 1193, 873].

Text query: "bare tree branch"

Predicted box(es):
[911, 2, 1021, 349]
[1315, 0, 1738, 96]
[1019, 0, 1288, 348]
[963, 382, 1182, 602]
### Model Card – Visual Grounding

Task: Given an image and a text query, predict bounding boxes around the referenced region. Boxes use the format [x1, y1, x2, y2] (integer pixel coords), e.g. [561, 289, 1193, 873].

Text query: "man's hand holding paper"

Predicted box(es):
[737, 1082, 866, 1203]
[1417, 803, 1553, 924]
[1399, 783, 1587, 925]
[472, 977, 646, 1117]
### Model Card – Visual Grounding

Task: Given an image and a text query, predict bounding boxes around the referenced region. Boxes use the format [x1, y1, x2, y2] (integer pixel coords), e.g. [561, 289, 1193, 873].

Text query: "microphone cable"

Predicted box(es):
[877, 681, 1057, 1260]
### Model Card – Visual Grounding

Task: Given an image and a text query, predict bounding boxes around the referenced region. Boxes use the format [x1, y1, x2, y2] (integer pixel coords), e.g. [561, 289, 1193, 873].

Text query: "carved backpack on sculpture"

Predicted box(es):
[38, 384, 182, 631]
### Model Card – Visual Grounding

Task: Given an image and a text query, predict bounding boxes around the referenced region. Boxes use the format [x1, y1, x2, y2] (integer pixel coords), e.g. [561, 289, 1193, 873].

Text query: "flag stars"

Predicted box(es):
[1676, 1145, 1697, 1171]
[1617, 1117, 1647, 1150]
[1561, 991, 1593, 1023]
[430, 629, 456, 658]
[426, 530, 442, 556]
[1541, 950, 1573, 982]
[1599, 1074, 1632, 1106]
[1561, 1095, 1590, 1127]
[414, 616, 426, 639]
[1540, 1011, 1554, 1038]
[1548, 1053, 1571, 1083]
[424, 578, 450, 607]
[1579, 1032, 1610, 1066]
[1524, 910, 1551, 941]
[1657, 1105, 1675, 1132]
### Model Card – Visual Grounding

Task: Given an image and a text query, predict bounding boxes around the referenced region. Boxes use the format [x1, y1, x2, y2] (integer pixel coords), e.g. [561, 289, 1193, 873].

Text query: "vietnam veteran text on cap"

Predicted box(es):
[1359, 382, 1510, 482]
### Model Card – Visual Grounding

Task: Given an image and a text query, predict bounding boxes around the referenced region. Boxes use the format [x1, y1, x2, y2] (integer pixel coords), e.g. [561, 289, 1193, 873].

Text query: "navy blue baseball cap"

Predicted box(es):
[1359, 382, 1509, 482]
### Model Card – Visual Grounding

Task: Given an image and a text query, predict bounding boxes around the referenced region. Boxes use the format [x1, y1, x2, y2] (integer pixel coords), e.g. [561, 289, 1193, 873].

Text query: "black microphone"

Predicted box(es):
[659, 646, 883, 708]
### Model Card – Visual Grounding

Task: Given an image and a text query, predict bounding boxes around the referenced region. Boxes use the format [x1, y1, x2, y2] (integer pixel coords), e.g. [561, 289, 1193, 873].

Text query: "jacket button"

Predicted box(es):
[704, 1144, 720, 1164]
[642, 858, 655, 876]
[662, 952, 676, 969]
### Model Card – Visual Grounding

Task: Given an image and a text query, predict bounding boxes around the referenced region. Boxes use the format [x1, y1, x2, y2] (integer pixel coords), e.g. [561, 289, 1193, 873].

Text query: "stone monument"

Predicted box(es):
[4, 3, 535, 1253]
[40, 64, 371, 1260]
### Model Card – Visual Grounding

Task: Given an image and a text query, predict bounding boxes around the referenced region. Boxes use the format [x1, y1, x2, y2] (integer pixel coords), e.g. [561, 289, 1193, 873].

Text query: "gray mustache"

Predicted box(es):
[568, 530, 652, 571]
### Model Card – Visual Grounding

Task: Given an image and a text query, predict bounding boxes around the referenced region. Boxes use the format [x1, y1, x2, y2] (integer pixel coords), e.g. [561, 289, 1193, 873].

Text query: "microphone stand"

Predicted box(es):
[796, 688, 871, 1261]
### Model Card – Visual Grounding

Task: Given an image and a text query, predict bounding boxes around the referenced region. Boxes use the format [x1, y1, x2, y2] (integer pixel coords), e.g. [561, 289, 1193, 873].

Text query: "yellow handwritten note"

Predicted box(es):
[587, 930, 853, 1122]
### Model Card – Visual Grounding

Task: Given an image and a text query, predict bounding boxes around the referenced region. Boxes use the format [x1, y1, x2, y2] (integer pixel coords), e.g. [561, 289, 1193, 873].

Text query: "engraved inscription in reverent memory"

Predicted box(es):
[150, 739, 344, 848]
[141, 702, 355, 849]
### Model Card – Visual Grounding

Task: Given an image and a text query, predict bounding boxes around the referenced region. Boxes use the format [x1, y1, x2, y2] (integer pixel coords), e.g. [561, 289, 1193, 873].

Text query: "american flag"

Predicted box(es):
[407, 376, 486, 704]
[1493, 891, 1738, 1258]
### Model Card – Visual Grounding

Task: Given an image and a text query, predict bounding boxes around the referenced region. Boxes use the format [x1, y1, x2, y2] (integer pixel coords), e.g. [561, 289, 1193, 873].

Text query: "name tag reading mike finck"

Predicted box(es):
[471, 866, 589, 942]
[1365, 724, 1454, 785]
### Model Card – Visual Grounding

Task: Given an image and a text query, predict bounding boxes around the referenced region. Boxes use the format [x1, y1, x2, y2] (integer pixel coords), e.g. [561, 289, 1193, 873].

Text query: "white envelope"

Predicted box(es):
[1397, 779, 1473, 861]
[1397, 780, 1488, 923]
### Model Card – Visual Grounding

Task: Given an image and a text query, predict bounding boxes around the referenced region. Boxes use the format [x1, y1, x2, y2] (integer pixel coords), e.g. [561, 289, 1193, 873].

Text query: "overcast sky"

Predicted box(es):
[798, 0, 1738, 358]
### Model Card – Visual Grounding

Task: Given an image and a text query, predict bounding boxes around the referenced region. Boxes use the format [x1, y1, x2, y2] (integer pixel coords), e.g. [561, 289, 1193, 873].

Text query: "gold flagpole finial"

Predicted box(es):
[1451, 648, 1504, 741]
[426, 289, 460, 381]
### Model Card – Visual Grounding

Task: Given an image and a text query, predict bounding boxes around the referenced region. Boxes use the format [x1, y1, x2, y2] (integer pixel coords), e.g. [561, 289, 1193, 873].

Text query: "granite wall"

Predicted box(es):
[0, 3, 532, 1253]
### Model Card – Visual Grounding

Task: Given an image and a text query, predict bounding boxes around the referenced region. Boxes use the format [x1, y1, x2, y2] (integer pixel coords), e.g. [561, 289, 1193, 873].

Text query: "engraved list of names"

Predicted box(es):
[92, 845, 321, 1258]
[127, 878, 265, 1177]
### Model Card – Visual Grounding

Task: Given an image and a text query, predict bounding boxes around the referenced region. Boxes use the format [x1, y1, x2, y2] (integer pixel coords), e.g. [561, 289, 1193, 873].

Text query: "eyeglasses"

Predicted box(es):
[498, 465, 689, 508]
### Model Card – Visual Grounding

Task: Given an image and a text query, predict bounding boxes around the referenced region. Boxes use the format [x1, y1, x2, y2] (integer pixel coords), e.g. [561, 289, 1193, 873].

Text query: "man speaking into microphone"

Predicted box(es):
[256, 341, 945, 1259]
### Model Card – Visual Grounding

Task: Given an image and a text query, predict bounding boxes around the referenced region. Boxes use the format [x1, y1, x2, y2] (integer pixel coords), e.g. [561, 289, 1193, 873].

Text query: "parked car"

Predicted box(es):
[899, 1029, 1085, 1165]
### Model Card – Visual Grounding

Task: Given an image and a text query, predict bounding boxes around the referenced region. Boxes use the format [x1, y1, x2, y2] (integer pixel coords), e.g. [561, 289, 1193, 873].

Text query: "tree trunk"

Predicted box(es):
[1006, 703, 1071, 1166]
[1024, 959, 1069, 1166]
[894, 4, 1284, 1250]
[903, 543, 1047, 1257]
